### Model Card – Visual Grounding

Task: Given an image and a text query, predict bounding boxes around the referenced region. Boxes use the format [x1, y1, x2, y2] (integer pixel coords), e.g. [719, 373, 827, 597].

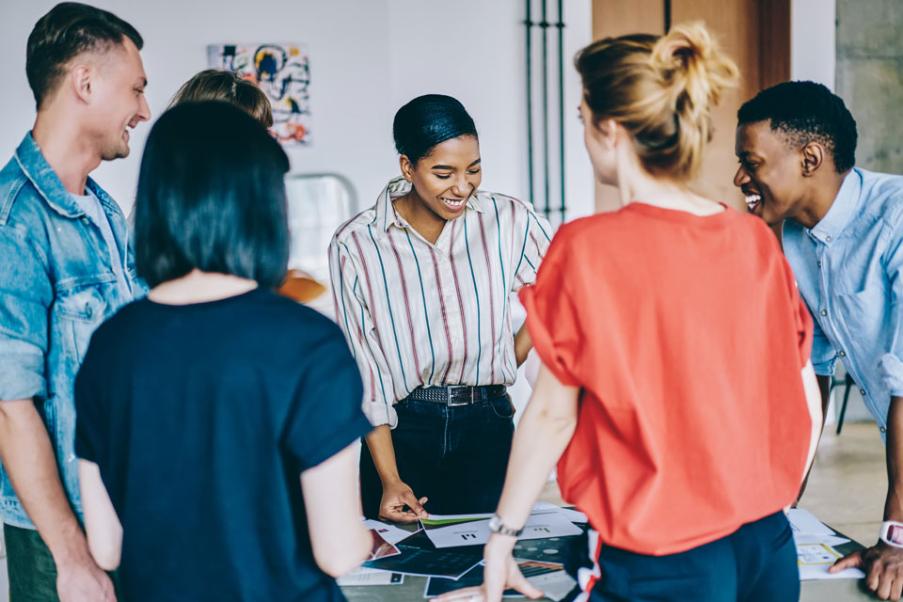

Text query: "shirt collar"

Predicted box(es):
[376, 176, 483, 232]
[14, 132, 115, 220]
[809, 168, 862, 245]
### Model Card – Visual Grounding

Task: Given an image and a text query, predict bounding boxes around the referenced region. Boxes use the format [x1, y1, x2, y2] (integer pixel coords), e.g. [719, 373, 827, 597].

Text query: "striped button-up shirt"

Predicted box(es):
[328, 177, 552, 427]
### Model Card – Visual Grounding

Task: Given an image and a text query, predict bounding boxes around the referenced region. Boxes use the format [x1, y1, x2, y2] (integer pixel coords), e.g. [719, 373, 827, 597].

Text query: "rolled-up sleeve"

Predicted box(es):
[881, 231, 903, 396]
[518, 228, 583, 388]
[328, 238, 398, 428]
[512, 207, 552, 291]
[0, 226, 51, 401]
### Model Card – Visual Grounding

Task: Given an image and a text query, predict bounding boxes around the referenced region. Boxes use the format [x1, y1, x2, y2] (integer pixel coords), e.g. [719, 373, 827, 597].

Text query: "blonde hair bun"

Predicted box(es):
[575, 22, 739, 180]
[651, 22, 739, 125]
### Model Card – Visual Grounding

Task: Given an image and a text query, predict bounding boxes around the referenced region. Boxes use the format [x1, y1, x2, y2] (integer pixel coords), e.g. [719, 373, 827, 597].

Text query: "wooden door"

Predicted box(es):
[591, 0, 790, 210]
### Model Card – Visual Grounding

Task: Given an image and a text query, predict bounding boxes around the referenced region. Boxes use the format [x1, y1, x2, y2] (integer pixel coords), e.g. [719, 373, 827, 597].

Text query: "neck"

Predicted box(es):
[793, 170, 850, 229]
[394, 191, 446, 244]
[148, 270, 258, 305]
[32, 105, 101, 195]
[616, 161, 721, 215]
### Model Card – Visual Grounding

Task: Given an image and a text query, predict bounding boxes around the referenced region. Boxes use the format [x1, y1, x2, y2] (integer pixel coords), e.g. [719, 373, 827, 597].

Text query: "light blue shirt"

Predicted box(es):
[783, 168, 903, 439]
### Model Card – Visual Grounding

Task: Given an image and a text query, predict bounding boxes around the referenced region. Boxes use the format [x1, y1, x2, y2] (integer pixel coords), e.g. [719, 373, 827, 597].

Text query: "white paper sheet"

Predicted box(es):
[796, 543, 865, 581]
[338, 567, 405, 586]
[422, 508, 582, 549]
[787, 508, 836, 537]
[528, 570, 577, 601]
[532, 502, 589, 524]
[363, 519, 418, 545]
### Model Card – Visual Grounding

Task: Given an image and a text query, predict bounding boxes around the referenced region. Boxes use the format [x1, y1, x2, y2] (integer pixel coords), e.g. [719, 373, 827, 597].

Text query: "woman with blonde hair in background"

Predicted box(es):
[440, 23, 822, 602]
[171, 68, 273, 128]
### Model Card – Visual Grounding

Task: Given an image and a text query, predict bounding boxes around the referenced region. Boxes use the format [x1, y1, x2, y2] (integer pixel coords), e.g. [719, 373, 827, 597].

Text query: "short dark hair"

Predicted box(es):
[26, 2, 143, 109]
[135, 102, 291, 288]
[171, 69, 274, 128]
[737, 81, 858, 172]
[393, 94, 478, 163]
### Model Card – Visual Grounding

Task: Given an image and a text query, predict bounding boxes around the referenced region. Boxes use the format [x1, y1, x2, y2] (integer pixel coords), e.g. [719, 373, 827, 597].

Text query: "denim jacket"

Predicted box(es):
[0, 133, 144, 528]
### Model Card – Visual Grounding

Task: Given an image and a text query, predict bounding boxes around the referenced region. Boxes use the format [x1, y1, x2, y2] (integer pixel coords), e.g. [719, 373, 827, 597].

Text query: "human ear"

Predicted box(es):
[801, 142, 825, 177]
[399, 155, 415, 182]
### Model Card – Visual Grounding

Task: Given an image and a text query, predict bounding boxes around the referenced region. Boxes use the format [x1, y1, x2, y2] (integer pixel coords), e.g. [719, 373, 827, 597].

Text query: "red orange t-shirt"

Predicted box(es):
[520, 202, 813, 555]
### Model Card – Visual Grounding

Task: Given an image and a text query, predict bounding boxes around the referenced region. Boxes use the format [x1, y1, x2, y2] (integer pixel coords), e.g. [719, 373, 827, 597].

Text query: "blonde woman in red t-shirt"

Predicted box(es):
[437, 23, 822, 602]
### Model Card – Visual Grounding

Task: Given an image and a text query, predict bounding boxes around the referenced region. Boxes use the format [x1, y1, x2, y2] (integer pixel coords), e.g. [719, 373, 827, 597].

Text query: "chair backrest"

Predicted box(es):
[284, 172, 357, 283]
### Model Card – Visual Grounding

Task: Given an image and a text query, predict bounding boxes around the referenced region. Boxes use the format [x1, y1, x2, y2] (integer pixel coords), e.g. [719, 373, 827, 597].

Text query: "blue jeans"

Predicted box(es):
[360, 393, 515, 517]
[583, 511, 799, 602]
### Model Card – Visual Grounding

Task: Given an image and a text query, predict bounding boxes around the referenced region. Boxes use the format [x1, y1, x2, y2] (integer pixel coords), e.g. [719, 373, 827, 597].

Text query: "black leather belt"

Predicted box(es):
[406, 385, 507, 406]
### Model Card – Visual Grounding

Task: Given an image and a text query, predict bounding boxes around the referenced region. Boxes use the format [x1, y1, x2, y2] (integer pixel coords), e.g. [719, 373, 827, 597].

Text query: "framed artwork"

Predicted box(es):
[207, 43, 312, 145]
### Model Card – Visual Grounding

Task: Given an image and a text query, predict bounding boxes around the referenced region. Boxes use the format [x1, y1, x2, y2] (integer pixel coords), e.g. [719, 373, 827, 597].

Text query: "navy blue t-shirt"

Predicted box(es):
[75, 288, 371, 601]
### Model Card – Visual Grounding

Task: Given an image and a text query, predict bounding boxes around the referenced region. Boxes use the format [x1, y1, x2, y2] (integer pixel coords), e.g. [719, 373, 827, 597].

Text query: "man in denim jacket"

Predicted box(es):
[0, 4, 149, 600]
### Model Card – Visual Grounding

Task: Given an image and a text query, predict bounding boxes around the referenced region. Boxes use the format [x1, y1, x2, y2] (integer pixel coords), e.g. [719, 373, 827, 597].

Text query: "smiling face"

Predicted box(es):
[401, 134, 482, 222]
[83, 37, 150, 160]
[733, 120, 810, 226]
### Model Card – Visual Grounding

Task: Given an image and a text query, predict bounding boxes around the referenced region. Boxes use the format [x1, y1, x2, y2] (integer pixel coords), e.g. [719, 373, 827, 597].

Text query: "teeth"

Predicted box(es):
[744, 193, 761, 209]
[442, 198, 465, 208]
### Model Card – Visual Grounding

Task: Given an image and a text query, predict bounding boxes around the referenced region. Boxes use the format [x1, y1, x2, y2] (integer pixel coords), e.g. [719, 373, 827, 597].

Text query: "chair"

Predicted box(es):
[278, 173, 357, 310]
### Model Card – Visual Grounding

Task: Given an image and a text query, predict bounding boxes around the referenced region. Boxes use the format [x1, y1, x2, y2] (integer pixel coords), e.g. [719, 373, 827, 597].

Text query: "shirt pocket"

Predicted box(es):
[833, 285, 886, 352]
[54, 275, 115, 364]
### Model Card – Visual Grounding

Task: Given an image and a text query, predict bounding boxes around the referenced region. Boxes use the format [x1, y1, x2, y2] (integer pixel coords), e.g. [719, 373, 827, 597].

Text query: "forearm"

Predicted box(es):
[514, 324, 532, 367]
[884, 396, 903, 521]
[302, 443, 372, 576]
[0, 400, 90, 565]
[801, 363, 824, 478]
[495, 381, 578, 528]
[364, 425, 402, 484]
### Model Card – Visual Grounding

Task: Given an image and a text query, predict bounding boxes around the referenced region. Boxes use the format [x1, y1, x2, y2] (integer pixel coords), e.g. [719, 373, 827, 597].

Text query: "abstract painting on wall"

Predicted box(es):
[207, 43, 312, 146]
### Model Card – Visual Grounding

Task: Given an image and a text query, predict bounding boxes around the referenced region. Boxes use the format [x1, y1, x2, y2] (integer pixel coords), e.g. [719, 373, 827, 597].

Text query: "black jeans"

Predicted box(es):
[360, 392, 515, 517]
[583, 511, 800, 602]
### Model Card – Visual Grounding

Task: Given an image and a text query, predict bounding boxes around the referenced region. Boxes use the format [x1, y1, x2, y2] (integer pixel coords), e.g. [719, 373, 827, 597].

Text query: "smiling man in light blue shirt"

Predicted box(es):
[734, 81, 903, 600]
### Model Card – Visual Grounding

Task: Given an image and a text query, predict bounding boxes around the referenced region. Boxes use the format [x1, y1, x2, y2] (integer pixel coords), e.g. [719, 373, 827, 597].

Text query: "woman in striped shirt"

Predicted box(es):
[328, 94, 551, 522]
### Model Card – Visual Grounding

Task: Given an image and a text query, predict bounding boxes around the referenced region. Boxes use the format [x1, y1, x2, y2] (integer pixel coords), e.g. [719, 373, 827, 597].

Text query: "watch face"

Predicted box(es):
[888, 524, 903, 545]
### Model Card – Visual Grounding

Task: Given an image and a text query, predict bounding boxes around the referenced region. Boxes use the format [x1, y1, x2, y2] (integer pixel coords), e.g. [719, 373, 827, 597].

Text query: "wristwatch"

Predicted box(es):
[488, 514, 524, 538]
[880, 521, 903, 548]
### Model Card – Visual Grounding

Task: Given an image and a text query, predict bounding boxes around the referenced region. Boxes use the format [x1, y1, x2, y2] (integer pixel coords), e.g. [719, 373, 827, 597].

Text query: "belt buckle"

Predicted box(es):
[446, 385, 473, 407]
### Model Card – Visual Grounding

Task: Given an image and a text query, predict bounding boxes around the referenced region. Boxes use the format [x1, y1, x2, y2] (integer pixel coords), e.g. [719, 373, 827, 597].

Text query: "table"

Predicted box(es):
[343, 528, 876, 601]
[801, 536, 872, 602]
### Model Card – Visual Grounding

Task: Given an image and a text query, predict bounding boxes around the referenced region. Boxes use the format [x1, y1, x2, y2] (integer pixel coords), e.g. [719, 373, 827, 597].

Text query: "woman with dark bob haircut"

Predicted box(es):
[329, 94, 552, 522]
[74, 101, 374, 601]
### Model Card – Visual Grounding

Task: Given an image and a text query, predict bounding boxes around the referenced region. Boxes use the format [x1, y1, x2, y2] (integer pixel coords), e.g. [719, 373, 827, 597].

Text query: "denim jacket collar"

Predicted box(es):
[13, 132, 115, 220]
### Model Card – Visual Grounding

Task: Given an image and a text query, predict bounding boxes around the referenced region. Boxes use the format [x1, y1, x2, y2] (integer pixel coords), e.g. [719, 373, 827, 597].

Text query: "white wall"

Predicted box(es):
[0, 0, 399, 213]
[385, 0, 594, 219]
[0, 0, 593, 217]
[791, 0, 836, 89]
